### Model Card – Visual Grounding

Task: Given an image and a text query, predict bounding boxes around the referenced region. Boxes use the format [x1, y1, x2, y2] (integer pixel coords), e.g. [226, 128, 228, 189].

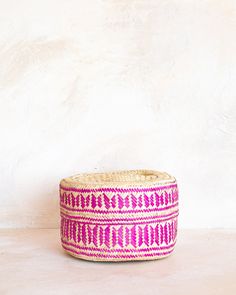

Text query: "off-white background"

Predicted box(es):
[0, 0, 235, 229]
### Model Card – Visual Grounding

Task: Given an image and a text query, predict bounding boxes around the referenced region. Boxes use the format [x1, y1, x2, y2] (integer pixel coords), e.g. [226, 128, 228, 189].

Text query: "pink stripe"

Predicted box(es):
[62, 245, 174, 259]
[60, 202, 178, 214]
[60, 212, 179, 225]
[62, 239, 176, 252]
[60, 183, 177, 193]
[60, 209, 178, 222]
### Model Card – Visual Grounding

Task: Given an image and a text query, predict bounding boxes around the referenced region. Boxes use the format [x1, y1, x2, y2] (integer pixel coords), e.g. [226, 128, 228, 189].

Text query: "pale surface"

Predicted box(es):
[0, 229, 236, 295]
[0, 0, 236, 228]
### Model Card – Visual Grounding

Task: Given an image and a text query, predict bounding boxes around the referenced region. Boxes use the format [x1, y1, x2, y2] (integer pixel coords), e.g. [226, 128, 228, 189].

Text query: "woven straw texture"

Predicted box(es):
[60, 170, 179, 262]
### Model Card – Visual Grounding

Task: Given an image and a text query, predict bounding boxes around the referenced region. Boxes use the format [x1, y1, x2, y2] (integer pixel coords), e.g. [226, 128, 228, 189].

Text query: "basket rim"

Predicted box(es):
[60, 169, 176, 189]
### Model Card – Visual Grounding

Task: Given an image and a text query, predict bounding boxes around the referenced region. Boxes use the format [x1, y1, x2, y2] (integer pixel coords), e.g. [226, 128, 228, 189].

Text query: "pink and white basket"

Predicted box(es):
[59, 170, 179, 262]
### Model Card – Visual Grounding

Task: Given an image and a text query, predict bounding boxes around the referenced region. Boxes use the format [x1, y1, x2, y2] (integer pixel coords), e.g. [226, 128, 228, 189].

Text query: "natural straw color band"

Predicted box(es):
[59, 169, 179, 262]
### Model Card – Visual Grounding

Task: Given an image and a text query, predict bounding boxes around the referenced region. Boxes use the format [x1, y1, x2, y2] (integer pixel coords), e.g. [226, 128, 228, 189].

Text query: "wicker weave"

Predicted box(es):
[59, 170, 179, 262]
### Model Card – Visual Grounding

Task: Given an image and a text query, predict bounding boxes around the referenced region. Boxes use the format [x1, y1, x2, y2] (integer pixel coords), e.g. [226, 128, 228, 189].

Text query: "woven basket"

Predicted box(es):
[59, 170, 179, 262]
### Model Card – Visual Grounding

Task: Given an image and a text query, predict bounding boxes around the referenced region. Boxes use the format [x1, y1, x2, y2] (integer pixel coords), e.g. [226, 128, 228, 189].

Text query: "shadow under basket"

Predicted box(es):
[59, 169, 179, 262]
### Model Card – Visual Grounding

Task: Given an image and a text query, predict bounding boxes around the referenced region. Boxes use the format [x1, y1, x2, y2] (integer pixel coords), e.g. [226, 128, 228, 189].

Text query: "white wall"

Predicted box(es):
[0, 0, 236, 228]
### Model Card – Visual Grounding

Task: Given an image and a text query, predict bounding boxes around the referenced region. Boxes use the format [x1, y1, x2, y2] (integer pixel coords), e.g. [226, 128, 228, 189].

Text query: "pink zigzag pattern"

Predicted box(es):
[60, 188, 178, 211]
[61, 217, 178, 249]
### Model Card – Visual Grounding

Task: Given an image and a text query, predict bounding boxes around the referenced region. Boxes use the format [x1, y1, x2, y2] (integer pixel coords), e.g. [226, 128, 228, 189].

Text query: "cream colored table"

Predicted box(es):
[0, 229, 236, 295]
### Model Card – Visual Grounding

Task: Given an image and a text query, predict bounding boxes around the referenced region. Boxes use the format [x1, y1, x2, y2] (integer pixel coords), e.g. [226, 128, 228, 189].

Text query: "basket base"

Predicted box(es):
[62, 245, 175, 262]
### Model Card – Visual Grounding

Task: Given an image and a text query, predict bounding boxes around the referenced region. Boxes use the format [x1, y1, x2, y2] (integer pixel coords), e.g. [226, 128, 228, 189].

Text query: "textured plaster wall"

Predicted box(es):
[0, 0, 236, 228]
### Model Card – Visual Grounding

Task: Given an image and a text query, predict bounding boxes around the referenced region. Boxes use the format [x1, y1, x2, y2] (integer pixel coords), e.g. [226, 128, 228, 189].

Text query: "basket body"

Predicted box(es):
[59, 170, 179, 262]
